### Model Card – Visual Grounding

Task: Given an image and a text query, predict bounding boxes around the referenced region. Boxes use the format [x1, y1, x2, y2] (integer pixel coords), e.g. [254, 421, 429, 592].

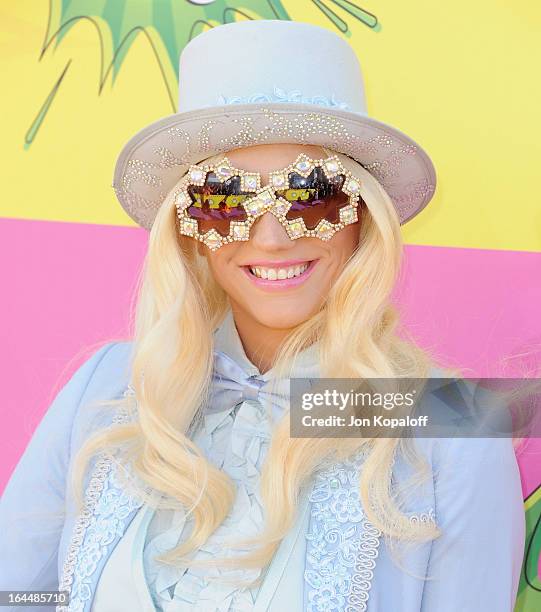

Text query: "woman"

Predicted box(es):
[0, 19, 525, 612]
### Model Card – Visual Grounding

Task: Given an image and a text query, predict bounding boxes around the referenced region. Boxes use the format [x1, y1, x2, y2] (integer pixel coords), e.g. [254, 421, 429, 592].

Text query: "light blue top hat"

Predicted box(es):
[113, 20, 437, 230]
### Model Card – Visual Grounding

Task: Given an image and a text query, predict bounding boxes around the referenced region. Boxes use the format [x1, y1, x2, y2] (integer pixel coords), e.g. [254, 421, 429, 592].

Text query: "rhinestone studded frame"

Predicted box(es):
[174, 153, 361, 251]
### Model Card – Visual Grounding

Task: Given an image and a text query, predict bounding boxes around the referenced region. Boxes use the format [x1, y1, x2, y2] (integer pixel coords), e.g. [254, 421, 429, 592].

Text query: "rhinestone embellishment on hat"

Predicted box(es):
[114, 107, 435, 231]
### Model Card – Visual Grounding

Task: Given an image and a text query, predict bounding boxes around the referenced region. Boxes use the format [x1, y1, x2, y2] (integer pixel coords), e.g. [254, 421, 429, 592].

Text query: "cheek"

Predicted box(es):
[345, 222, 361, 248]
[204, 246, 239, 294]
[330, 223, 360, 262]
[206, 253, 227, 285]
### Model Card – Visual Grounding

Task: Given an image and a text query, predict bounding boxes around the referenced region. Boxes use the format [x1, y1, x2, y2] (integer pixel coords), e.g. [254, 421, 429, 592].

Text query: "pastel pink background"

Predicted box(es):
[1, 217, 540, 495]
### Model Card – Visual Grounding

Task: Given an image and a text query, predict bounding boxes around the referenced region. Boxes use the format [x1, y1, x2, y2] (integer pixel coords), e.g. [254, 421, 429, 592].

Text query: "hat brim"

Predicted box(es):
[112, 102, 436, 230]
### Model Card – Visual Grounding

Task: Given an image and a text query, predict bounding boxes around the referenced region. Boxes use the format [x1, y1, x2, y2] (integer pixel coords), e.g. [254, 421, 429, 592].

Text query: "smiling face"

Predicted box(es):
[197, 143, 360, 331]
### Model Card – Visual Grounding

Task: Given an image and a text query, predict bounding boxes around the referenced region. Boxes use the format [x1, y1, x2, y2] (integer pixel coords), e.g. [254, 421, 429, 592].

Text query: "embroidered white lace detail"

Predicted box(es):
[304, 450, 436, 612]
[218, 86, 350, 110]
[57, 395, 139, 612]
[409, 507, 436, 525]
[304, 450, 382, 612]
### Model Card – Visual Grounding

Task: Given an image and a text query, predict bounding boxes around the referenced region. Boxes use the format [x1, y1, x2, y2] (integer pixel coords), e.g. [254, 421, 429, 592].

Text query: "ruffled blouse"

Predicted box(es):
[93, 308, 320, 611]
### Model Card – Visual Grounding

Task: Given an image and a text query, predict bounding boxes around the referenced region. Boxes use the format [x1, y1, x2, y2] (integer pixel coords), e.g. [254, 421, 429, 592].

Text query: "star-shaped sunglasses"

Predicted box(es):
[174, 153, 363, 251]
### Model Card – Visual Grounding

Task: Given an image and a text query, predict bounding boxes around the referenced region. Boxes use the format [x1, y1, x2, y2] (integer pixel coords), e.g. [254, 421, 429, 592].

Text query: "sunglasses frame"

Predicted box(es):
[174, 153, 362, 251]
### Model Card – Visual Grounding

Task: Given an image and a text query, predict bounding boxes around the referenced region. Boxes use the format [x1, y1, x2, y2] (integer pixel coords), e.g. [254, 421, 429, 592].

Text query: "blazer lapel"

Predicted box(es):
[253, 486, 312, 612]
[57, 406, 144, 612]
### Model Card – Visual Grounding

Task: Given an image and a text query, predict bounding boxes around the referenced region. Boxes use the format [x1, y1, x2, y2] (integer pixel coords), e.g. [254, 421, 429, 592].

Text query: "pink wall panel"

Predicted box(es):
[1, 217, 539, 495]
[1, 218, 147, 490]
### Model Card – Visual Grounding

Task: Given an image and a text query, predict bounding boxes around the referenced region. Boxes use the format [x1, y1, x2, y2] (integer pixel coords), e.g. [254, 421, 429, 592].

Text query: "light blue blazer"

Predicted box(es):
[0, 342, 526, 611]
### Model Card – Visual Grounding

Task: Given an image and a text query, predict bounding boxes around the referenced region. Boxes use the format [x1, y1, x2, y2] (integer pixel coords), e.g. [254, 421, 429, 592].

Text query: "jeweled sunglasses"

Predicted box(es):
[174, 153, 363, 251]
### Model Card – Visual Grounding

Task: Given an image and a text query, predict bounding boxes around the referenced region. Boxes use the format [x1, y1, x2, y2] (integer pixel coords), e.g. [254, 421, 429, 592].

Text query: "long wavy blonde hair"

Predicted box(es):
[70, 146, 456, 579]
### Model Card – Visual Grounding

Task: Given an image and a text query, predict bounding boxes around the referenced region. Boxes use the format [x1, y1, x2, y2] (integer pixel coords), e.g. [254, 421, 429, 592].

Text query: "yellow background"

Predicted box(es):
[1, 1, 540, 252]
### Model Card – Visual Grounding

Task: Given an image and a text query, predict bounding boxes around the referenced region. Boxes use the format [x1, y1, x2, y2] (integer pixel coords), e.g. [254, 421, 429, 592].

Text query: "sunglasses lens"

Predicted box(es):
[187, 173, 250, 236]
[275, 168, 350, 230]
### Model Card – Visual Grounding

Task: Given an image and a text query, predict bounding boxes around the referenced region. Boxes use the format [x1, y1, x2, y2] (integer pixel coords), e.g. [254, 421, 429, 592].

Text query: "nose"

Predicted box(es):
[249, 212, 296, 252]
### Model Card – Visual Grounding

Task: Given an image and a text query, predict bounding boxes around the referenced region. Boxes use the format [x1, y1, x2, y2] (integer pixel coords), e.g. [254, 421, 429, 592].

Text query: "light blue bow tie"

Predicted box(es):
[207, 350, 286, 416]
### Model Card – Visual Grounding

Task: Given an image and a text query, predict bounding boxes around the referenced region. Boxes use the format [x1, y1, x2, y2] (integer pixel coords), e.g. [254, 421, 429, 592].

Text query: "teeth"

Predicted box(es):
[249, 263, 309, 281]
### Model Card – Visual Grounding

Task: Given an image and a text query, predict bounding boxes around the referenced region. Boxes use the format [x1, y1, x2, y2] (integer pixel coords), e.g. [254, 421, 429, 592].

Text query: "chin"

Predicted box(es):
[250, 306, 316, 330]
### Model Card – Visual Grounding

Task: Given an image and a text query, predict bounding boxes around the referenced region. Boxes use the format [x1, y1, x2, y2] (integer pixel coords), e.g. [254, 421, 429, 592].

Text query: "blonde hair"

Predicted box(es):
[70, 146, 458, 581]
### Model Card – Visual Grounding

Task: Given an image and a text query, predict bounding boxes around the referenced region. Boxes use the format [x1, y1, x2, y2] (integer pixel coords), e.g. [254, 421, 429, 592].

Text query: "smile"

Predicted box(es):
[250, 262, 309, 280]
[242, 259, 318, 290]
